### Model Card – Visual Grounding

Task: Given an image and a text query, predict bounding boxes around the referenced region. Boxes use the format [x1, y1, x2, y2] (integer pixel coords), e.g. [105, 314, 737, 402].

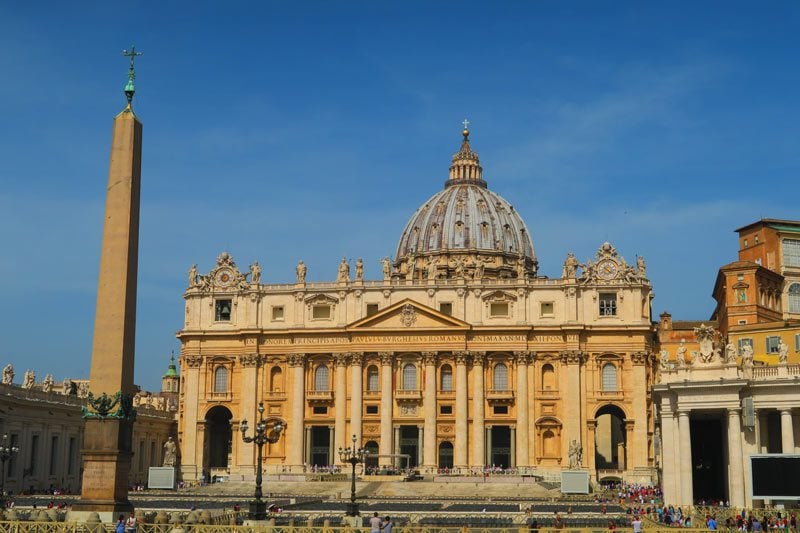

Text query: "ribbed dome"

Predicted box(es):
[394, 128, 537, 280]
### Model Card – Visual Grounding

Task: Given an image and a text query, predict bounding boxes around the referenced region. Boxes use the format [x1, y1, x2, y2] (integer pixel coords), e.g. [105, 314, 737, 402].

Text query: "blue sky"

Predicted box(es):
[1, 2, 799, 390]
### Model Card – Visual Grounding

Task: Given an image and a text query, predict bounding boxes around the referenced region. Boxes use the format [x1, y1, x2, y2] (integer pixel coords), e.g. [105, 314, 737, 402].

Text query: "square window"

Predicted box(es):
[599, 293, 617, 316]
[365, 405, 378, 415]
[439, 302, 453, 316]
[271, 306, 284, 321]
[312, 406, 328, 415]
[312, 305, 331, 319]
[366, 303, 379, 316]
[215, 299, 232, 321]
[738, 320, 747, 325]
[439, 405, 453, 415]
[766, 336, 781, 353]
[540, 302, 554, 317]
[490, 302, 509, 317]
[493, 405, 508, 415]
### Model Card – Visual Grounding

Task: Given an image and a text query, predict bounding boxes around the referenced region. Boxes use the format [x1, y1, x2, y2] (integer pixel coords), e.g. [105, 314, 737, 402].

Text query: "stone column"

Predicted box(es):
[350, 353, 364, 446]
[179, 356, 202, 481]
[288, 354, 306, 470]
[334, 353, 348, 460]
[677, 410, 693, 506]
[727, 409, 745, 507]
[379, 352, 394, 466]
[237, 354, 262, 476]
[560, 351, 584, 462]
[394, 425, 401, 467]
[586, 420, 597, 472]
[630, 352, 650, 471]
[328, 426, 335, 465]
[623, 421, 634, 472]
[472, 352, 486, 468]
[417, 425, 424, 466]
[660, 407, 677, 505]
[454, 351, 469, 469]
[781, 408, 794, 453]
[422, 352, 437, 470]
[510, 426, 516, 468]
[514, 351, 530, 468]
[485, 426, 492, 466]
[305, 426, 312, 465]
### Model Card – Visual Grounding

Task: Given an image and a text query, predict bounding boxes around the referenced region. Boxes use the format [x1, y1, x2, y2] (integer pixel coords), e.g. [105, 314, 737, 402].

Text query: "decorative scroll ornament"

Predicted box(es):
[577, 242, 646, 285]
[81, 391, 137, 421]
[197, 251, 250, 291]
[400, 304, 417, 327]
[183, 355, 203, 368]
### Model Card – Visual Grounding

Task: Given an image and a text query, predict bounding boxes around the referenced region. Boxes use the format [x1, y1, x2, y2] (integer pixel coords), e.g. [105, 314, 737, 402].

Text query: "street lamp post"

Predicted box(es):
[240, 402, 285, 521]
[338, 434, 367, 517]
[0, 434, 19, 501]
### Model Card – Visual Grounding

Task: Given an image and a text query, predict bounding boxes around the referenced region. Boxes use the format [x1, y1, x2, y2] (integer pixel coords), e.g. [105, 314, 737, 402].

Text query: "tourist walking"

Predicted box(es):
[381, 516, 393, 533]
[125, 513, 137, 533]
[370, 512, 382, 533]
[115, 515, 125, 533]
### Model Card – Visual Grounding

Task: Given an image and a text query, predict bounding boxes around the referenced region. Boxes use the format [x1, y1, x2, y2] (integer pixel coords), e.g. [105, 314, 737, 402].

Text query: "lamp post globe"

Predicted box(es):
[338, 434, 367, 517]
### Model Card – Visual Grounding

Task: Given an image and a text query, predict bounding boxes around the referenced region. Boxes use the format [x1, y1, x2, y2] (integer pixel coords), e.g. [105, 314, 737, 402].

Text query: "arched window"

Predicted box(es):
[602, 363, 617, 391]
[314, 364, 329, 391]
[438, 441, 454, 469]
[366, 365, 379, 391]
[541, 364, 555, 390]
[213, 366, 228, 393]
[789, 283, 800, 314]
[543, 430, 557, 456]
[403, 363, 417, 390]
[440, 364, 453, 391]
[493, 363, 508, 390]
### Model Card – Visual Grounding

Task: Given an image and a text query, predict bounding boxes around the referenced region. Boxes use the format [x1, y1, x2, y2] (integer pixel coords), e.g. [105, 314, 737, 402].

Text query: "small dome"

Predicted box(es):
[394, 128, 537, 279]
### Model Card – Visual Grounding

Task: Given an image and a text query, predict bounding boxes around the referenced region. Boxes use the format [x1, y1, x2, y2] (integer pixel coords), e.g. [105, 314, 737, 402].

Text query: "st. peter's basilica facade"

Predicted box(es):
[177, 128, 657, 484]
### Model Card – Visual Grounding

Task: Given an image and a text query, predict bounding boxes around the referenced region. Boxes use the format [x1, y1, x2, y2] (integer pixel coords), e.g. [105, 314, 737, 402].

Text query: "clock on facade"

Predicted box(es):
[596, 259, 619, 280]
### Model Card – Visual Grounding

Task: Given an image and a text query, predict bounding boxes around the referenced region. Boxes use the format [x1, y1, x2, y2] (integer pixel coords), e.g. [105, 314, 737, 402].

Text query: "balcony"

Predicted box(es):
[363, 390, 381, 399]
[209, 392, 233, 402]
[263, 390, 286, 401]
[437, 389, 455, 399]
[395, 389, 423, 402]
[486, 389, 515, 404]
[306, 390, 334, 404]
[597, 390, 624, 400]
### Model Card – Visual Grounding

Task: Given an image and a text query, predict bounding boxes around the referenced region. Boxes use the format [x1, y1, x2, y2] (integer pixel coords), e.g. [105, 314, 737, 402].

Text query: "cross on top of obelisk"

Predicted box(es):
[122, 45, 143, 105]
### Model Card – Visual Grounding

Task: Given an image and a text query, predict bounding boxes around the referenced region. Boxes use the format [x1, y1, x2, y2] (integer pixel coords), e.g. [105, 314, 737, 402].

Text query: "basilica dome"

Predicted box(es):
[394, 128, 537, 280]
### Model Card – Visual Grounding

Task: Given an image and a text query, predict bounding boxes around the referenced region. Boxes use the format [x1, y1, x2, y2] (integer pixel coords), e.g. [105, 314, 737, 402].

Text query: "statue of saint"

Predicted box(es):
[568, 439, 582, 469]
[2, 364, 13, 385]
[725, 342, 737, 364]
[636, 256, 647, 278]
[741, 343, 754, 367]
[426, 257, 438, 280]
[562, 252, 578, 279]
[42, 374, 54, 394]
[676, 340, 688, 366]
[62, 378, 73, 395]
[337, 257, 350, 282]
[406, 252, 416, 281]
[250, 262, 261, 284]
[454, 259, 466, 279]
[22, 369, 35, 390]
[659, 350, 670, 370]
[381, 257, 392, 281]
[474, 259, 485, 280]
[516, 257, 526, 280]
[78, 381, 89, 398]
[296, 260, 307, 283]
[188, 264, 198, 287]
[355, 258, 364, 281]
[163, 437, 177, 467]
[779, 339, 789, 363]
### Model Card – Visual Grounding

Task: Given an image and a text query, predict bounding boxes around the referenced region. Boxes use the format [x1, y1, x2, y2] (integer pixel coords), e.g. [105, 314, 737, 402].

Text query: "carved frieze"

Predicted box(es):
[630, 351, 651, 365]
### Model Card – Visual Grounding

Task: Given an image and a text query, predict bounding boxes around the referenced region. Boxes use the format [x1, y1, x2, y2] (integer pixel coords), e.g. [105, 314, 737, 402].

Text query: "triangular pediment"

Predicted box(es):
[347, 299, 470, 331]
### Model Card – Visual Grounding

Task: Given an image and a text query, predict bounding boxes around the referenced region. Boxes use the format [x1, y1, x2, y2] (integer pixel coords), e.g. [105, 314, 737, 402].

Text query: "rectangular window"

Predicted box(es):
[67, 437, 75, 475]
[49, 436, 58, 476]
[215, 299, 232, 321]
[365, 405, 379, 415]
[312, 305, 331, 319]
[599, 293, 617, 316]
[29, 435, 39, 475]
[795, 334, 800, 352]
[439, 405, 453, 415]
[744, 239, 748, 248]
[540, 302, 554, 317]
[493, 405, 509, 415]
[366, 303, 379, 316]
[489, 302, 509, 317]
[784, 239, 800, 267]
[766, 336, 781, 353]
[313, 406, 328, 415]
[755, 235, 759, 244]
[439, 302, 453, 316]
[738, 338, 754, 355]
[738, 320, 747, 325]
[271, 306, 284, 321]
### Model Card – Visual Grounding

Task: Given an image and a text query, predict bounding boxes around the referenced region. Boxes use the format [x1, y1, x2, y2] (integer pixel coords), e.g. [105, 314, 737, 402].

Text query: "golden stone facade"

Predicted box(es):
[177, 130, 657, 484]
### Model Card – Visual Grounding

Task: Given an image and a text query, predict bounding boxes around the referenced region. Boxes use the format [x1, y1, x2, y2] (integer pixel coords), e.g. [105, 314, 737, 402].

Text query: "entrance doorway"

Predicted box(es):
[490, 426, 511, 468]
[595, 405, 626, 470]
[309, 426, 330, 467]
[691, 416, 726, 502]
[205, 406, 233, 469]
[439, 441, 454, 468]
[364, 441, 379, 470]
[399, 426, 419, 468]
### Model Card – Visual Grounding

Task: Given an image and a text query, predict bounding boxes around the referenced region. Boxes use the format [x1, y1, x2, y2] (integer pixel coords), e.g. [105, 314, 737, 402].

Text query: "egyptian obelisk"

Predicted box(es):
[70, 47, 143, 522]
